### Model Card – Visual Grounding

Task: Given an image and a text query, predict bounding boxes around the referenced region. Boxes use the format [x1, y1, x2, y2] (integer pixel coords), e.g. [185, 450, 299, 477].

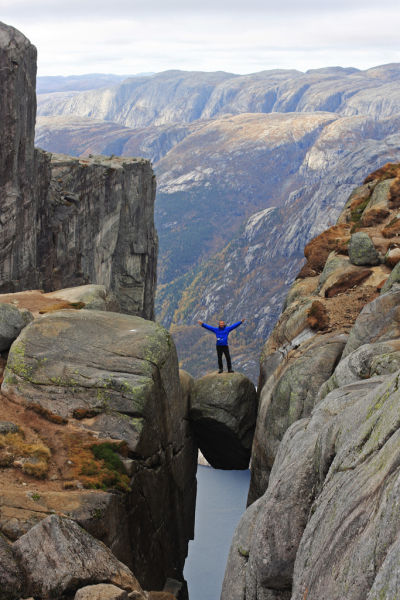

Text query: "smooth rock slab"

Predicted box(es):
[13, 515, 142, 599]
[0, 303, 33, 351]
[189, 372, 257, 469]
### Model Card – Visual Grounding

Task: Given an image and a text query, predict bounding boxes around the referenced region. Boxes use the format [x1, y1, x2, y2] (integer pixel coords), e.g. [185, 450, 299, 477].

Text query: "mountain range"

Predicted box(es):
[35, 65, 400, 380]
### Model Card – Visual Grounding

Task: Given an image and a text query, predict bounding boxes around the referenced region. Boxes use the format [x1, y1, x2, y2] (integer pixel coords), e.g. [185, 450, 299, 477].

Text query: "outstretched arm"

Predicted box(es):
[227, 319, 245, 332]
[198, 321, 218, 333]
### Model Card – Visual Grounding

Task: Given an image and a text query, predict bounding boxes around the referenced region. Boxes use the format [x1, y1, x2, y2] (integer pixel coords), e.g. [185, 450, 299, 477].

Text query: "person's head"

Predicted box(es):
[218, 320, 226, 329]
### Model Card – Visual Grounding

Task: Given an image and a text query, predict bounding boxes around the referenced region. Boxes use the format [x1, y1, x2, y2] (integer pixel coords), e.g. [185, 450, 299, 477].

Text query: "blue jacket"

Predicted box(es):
[202, 321, 242, 346]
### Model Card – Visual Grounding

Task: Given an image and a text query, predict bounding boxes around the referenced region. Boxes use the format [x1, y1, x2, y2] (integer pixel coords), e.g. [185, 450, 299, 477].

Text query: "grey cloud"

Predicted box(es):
[2, 0, 400, 21]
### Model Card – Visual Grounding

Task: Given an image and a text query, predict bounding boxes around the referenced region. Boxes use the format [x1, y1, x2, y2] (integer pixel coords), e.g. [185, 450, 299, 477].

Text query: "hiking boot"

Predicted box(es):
[218, 369, 223, 373]
[228, 369, 234, 373]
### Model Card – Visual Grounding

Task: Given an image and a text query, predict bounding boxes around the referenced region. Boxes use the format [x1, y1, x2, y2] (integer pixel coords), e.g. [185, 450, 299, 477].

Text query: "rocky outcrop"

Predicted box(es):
[222, 164, 400, 599]
[348, 232, 380, 266]
[0, 22, 157, 320]
[189, 372, 257, 469]
[0, 303, 33, 351]
[1, 309, 197, 590]
[13, 515, 143, 599]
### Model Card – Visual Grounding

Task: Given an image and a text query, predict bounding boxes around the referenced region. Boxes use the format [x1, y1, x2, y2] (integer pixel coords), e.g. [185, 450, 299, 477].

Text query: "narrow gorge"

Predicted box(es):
[2, 17, 400, 600]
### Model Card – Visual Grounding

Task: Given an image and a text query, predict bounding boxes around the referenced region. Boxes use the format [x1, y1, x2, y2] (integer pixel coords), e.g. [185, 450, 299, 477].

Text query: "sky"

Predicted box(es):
[1, 0, 400, 76]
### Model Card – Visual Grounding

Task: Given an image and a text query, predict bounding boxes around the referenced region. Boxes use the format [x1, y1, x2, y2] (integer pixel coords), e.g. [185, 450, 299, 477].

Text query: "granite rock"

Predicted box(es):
[13, 515, 143, 599]
[190, 372, 257, 469]
[348, 232, 380, 266]
[0, 22, 157, 320]
[0, 533, 23, 600]
[0, 303, 33, 351]
[2, 310, 197, 590]
[248, 333, 347, 503]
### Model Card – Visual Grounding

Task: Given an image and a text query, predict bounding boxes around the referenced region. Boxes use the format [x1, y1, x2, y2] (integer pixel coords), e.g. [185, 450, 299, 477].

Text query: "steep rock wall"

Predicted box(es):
[0, 22, 157, 320]
[222, 163, 400, 599]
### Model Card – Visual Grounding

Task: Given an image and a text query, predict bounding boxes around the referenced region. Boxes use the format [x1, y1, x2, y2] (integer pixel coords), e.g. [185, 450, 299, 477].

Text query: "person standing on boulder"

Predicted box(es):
[197, 319, 245, 373]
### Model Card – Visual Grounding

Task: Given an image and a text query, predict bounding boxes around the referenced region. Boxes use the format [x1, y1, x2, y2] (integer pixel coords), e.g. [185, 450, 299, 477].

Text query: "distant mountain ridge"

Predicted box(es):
[34, 65, 400, 380]
[36, 73, 154, 94]
[37, 64, 400, 129]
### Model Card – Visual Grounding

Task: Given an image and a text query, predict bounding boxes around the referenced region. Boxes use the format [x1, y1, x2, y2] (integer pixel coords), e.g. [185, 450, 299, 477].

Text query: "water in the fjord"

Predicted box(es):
[184, 465, 251, 600]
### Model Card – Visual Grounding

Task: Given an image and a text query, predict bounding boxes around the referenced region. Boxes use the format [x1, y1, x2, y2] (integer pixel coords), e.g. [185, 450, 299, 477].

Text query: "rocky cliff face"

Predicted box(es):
[0, 21, 190, 599]
[0, 21, 157, 320]
[222, 163, 400, 599]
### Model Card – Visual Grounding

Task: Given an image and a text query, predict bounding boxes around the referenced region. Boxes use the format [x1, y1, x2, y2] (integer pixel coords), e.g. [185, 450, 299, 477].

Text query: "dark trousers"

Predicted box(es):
[217, 345, 232, 371]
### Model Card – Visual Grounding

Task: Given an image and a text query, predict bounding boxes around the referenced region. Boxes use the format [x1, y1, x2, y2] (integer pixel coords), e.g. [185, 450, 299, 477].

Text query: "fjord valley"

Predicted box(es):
[35, 65, 400, 380]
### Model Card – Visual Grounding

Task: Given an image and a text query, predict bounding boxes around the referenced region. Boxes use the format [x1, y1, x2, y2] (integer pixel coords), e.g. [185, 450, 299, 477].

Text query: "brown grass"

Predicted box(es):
[298, 225, 350, 278]
[148, 594, 176, 600]
[360, 207, 390, 227]
[324, 269, 372, 298]
[364, 163, 400, 183]
[382, 219, 400, 239]
[72, 408, 99, 420]
[27, 403, 68, 425]
[307, 301, 329, 331]
[0, 431, 51, 479]
[38, 301, 85, 314]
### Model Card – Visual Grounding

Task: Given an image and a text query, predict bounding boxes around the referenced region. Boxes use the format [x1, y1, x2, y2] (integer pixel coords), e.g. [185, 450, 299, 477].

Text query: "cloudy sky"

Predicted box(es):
[1, 0, 400, 76]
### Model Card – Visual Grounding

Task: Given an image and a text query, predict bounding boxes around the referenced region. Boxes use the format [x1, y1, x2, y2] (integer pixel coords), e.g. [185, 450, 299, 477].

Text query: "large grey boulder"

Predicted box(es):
[0, 303, 33, 351]
[2, 310, 197, 590]
[248, 333, 347, 503]
[348, 232, 380, 266]
[0, 533, 23, 600]
[189, 372, 257, 469]
[13, 515, 143, 599]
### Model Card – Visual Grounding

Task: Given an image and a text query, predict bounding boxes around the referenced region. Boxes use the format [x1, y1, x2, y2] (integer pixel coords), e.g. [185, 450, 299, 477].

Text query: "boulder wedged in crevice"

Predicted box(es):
[189, 372, 257, 470]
